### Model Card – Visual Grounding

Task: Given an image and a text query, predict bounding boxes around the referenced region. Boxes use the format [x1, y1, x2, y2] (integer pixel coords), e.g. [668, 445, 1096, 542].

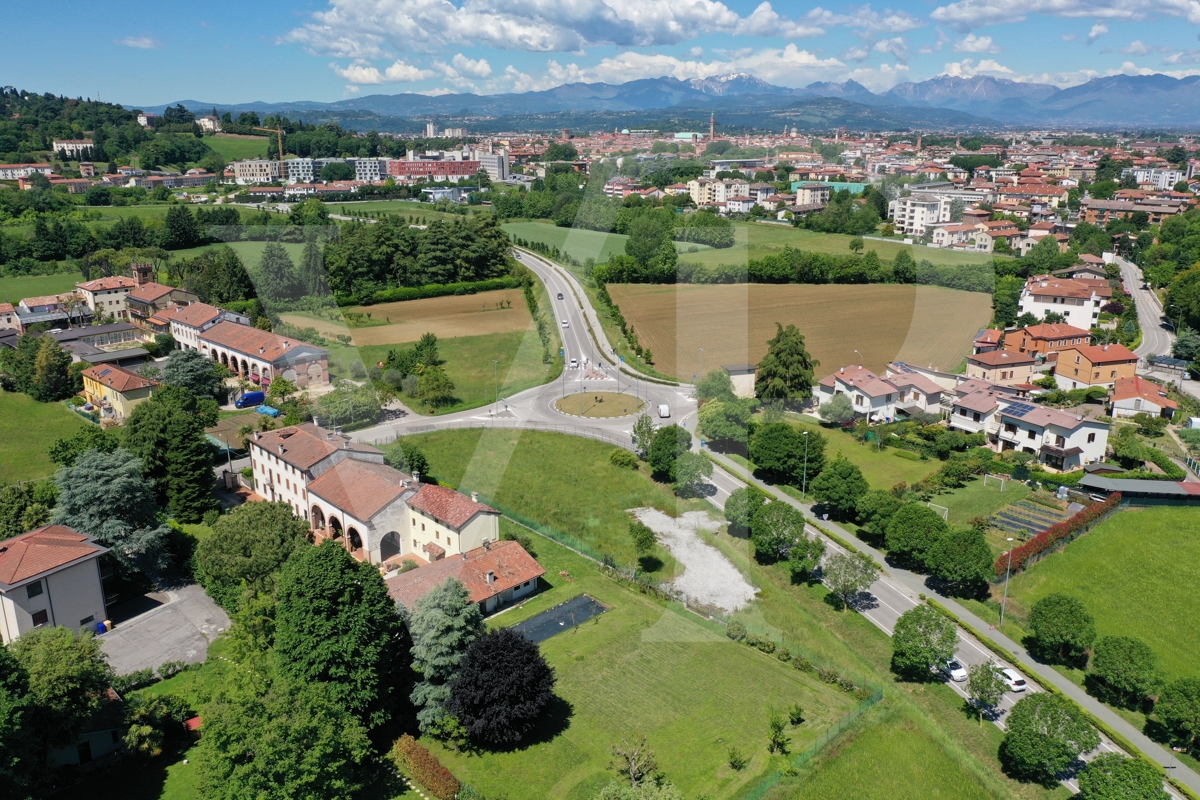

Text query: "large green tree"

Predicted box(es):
[755, 323, 819, 403]
[822, 550, 878, 609]
[695, 369, 737, 403]
[52, 448, 170, 571]
[47, 425, 120, 468]
[884, 503, 948, 568]
[854, 490, 902, 539]
[0, 646, 29, 798]
[724, 485, 768, 532]
[1001, 693, 1099, 785]
[966, 662, 1007, 725]
[891, 605, 957, 680]
[256, 242, 299, 303]
[1089, 636, 1160, 708]
[697, 400, 752, 450]
[195, 502, 309, 611]
[748, 501, 806, 563]
[274, 541, 410, 729]
[126, 386, 216, 521]
[162, 349, 223, 399]
[1077, 753, 1168, 800]
[748, 423, 825, 487]
[30, 337, 72, 403]
[809, 456, 867, 519]
[1029, 593, 1096, 663]
[409, 577, 485, 734]
[194, 678, 371, 800]
[1156, 677, 1200, 750]
[648, 424, 691, 482]
[924, 528, 993, 596]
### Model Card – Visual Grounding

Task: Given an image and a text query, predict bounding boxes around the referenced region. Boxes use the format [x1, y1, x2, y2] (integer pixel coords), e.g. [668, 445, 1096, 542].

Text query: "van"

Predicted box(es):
[235, 390, 265, 409]
[658, 404, 670, 419]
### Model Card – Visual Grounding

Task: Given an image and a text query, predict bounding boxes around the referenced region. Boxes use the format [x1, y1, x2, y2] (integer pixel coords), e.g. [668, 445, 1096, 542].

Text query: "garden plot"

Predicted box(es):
[631, 508, 757, 612]
[988, 499, 1068, 537]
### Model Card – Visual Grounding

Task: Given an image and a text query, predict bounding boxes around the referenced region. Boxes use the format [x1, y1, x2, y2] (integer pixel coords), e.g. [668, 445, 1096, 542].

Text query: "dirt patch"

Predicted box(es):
[631, 508, 757, 612]
[608, 283, 992, 379]
[281, 289, 533, 348]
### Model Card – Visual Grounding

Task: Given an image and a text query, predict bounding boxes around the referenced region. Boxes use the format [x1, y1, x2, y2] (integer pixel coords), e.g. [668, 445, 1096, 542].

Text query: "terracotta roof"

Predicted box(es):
[21, 293, 76, 308]
[408, 484, 498, 530]
[969, 350, 1035, 367]
[1025, 275, 1112, 299]
[1019, 323, 1092, 340]
[127, 282, 177, 304]
[974, 329, 1003, 344]
[955, 390, 1001, 414]
[887, 370, 943, 395]
[165, 302, 221, 329]
[0, 525, 107, 587]
[387, 540, 545, 610]
[1112, 376, 1177, 409]
[251, 423, 379, 471]
[999, 402, 1093, 430]
[77, 276, 137, 292]
[307, 459, 412, 521]
[201, 321, 323, 363]
[1065, 343, 1138, 364]
[83, 364, 158, 394]
[0, 303, 13, 314]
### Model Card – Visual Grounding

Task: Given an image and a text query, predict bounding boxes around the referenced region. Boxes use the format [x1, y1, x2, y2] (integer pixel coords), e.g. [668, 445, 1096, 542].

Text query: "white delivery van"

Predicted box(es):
[658, 404, 670, 418]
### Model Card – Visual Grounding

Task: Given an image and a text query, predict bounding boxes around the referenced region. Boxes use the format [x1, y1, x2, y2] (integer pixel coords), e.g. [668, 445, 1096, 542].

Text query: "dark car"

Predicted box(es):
[557, 292, 564, 300]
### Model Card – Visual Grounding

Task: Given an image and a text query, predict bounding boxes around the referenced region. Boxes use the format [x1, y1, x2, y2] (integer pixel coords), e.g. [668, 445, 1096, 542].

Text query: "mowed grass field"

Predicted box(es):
[1002, 506, 1200, 680]
[170, 239, 307, 267]
[280, 289, 532, 347]
[333, 199, 490, 223]
[0, 392, 87, 483]
[504, 219, 1005, 269]
[203, 134, 269, 161]
[390, 428, 714, 575]
[609, 283, 992, 379]
[430, 531, 856, 800]
[0, 273, 82, 305]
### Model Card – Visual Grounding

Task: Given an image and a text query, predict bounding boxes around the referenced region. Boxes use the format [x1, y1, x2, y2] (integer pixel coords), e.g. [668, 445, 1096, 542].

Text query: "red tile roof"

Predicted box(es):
[251, 423, 378, 472]
[77, 276, 137, 292]
[0, 303, 13, 314]
[0, 525, 107, 587]
[1112, 376, 1177, 409]
[127, 282, 176, 303]
[408, 484, 498, 530]
[1025, 275, 1113, 299]
[307, 459, 412, 521]
[1066, 343, 1138, 364]
[165, 302, 221, 329]
[83, 364, 158, 394]
[21, 293, 77, 308]
[201, 321, 322, 364]
[969, 350, 1035, 367]
[386, 540, 544, 610]
[1020, 323, 1092, 340]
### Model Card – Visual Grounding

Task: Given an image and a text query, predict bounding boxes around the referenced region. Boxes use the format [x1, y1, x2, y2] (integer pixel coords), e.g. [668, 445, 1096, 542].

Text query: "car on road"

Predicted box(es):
[1000, 667, 1027, 692]
[569, 358, 578, 369]
[941, 659, 968, 682]
[557, 292, 564, 300]
[658, 404, 671, 418]
[561, 319, 569, 328]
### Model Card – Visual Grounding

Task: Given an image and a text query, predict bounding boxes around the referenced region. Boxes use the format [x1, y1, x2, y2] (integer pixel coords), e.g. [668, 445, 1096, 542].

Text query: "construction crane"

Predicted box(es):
[253, 125, 286, 182]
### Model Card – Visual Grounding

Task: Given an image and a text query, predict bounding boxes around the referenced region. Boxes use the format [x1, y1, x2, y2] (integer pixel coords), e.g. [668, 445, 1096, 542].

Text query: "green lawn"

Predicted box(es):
[169, 239, 308, 267]
[0, 272, 83, 304]
[391, 428, 714, 576]
[504, 220, 1007, 269]
[930, 478, 1033, 555]
[765, 707, 998, 800]
[429, 532, 856, 800]
[1003, 506, 1200, 680]
[203, 135, 269, 161]
[0, 392, 87, 483]
[332, 200, 489, 223]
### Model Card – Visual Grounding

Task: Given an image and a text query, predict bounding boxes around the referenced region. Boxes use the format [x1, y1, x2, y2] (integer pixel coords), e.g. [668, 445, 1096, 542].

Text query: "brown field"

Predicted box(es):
[608, 284, 992, 380]
[280, 289, 532, 347]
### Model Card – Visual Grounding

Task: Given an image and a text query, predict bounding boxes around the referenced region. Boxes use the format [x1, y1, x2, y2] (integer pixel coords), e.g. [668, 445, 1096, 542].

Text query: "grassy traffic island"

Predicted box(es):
[555, 391, 646, 418]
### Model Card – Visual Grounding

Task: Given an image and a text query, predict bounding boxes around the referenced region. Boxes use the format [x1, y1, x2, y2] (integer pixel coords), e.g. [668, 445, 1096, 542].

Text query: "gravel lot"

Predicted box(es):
[632, 508, 758, 612]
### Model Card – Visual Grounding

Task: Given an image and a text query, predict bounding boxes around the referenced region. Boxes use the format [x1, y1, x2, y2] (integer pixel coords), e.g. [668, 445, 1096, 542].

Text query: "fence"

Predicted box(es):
[739, 688, 884, 800]
[361, 418, 636, 452]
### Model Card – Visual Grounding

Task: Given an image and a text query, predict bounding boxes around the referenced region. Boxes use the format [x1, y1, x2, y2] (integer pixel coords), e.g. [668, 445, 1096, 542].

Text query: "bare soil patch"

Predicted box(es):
[631, 508, 757, 612]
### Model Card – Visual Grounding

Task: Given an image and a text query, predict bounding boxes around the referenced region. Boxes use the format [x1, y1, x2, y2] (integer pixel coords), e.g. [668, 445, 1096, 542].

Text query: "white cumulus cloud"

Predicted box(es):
[452, 53, 493, 78]
[954, 33, 1001, 52]
[941, 57, 1015, 77]
[932, 0, 1200, 32]
[1086, 22, 1108, 43]
[332, 59, 436, 84]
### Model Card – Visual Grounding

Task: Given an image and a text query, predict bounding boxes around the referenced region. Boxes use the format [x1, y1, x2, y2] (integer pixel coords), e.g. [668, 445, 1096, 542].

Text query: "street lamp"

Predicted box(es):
[1168, 303, 1184, 334]
[1000, 537, 1015, 627]
[492, 359, 499, 415]
[699, 347, 705, 382]
[853, 349, 864, 367]
[801, 430, 810, 501]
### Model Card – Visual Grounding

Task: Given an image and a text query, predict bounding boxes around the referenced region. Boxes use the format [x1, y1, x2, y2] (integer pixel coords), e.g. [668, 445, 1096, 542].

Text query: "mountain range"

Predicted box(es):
[145, 73, 1200, 129]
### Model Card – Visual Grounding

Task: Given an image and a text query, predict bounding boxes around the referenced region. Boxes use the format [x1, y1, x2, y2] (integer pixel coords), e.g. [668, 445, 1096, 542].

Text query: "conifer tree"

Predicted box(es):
[409, 577, 484, 733]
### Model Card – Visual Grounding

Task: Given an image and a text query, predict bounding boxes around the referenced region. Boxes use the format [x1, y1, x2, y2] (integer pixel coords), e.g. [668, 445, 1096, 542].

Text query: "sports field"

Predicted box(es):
[0, 272, 82, 305]
[608, 283, 992, 378]
[0, 391, 87, 483]
[1002, 506, 1200, 680]
[280, 289, 532, 347]
[428, 530, 857, 800]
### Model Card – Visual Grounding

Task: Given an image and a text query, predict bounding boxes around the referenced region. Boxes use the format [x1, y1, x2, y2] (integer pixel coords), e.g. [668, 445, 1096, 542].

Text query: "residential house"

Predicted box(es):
[815, 365, 900, 421]
[81, 365, 158, 420]
[197, 115, 222, 133]
[994, 401, 1108, 471]
[1054, 343, 1139, 390]
[0, 303, 18, 331]
[931, 223, 982, 248]
[126, 283, 200, 329]
[0, 525, 110, 645]
[76, 276, 138, 321]
[1110, 376, 1177, 419]
[1017, 275, 1111, 330]
[165, 302, 251, 352]
[199, 321, 329, 387]
[1003, 323, 1092, 360]
[947, 389, 1002, 436]
[884, 364, 945, 414]
[972, 329, 1002, 354]
[387, 539, 544, 615]
[965, 350, 1036, 386]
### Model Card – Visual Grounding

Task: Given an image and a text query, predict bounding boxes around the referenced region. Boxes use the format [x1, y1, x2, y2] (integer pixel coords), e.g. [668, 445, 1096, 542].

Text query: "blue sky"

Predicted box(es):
[8, 0, 1200, 104]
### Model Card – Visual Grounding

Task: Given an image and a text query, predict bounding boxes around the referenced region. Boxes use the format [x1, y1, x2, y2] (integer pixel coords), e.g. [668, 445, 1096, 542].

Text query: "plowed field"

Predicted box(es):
[607, 283, 991, 379]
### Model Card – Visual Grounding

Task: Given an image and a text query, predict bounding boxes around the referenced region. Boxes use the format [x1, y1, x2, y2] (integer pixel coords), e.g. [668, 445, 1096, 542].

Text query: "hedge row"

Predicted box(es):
[391, 734, 460, 800]
[337, 276, 522, 307]
[993, 492, 1122, 576]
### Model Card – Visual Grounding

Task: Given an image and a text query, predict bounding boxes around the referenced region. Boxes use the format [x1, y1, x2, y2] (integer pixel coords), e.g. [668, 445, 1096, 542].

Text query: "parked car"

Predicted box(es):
[255, 405, 281, 418]
[940, 659, 968, 682]
[561, 319, 569, 328]
[235, 390, 265, 409]
[658, 404, 670, 418]
[1000, 667, 1027, 692]
[557, 292, 564, 300]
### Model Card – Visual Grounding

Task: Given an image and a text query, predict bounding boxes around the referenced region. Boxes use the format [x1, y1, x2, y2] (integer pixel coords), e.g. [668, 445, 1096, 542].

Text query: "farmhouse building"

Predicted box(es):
[126, 283, 199, 330]
[387, 539, 545, 615]
[164, 302, 250, 352]
[76, 276, 138, 320]
[199, 321, 328, 388]
[0, 525, 110, 645]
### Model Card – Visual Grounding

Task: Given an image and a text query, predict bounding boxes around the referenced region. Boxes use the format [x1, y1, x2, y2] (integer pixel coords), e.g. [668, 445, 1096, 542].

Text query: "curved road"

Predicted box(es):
[1116, 255, 1175, 358]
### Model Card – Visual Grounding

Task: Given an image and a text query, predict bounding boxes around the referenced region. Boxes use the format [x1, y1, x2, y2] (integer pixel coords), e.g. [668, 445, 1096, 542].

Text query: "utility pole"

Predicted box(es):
[1000, 538, 1015, 627]
[801, 431, 810, 501]
[492, 359, 499, 415]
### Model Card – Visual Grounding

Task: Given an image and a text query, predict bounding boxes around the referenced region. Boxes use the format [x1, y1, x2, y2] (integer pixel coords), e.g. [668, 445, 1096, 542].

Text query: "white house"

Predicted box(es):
[993, 401, 1108, 471]
[1017, 274, 1111, 330]
[1110, 376, 1178, 419]
[75, 276, 138, 320]
[884, 365, 945, 413]
[164, 301, 250, 352]
[815, 366, 900, 421]
[0, 525, 109, 645]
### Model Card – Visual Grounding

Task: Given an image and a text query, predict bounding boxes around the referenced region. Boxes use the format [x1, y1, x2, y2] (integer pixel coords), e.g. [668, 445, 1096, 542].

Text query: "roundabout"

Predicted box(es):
[553, 391, 646, 418]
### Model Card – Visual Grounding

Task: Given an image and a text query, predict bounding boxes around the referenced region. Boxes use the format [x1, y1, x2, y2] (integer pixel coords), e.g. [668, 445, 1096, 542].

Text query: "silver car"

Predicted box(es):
[941, 659, 968, 682]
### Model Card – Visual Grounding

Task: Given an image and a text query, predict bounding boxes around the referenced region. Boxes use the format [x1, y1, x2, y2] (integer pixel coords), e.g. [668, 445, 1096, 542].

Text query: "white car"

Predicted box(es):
[561, 319, 569, 328]
[1001, 667, 1027, 692]
[569, 358, 579, 369]
[941, 659, 968, 682]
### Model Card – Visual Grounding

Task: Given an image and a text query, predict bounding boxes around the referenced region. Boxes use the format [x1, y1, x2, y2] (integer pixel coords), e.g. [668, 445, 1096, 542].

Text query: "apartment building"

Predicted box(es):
[232, 159, 282, 184]
[1054, 343, 1138, 390]
[965, 350, 1036, 386]
[1017, 275, 1111, 330]
[888, 193, 950, 235]
[475, 151, 510, 182]
[52, 139, 94, 159]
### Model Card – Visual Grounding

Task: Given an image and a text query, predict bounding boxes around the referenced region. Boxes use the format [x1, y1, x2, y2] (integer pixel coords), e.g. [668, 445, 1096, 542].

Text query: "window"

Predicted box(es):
[1004, 423, 1016, 434]
[973, 412, 981, 422]
[26, 581, 42, 599]
[1027, 429, 1036, 440]
[80, 615, 94, 625]
[1110, 370, 1116, 378]
[1087, 432, 1096, 443]
[421, 523, 425, 531]
[435, 531, 440, 540]
[413, 539, 418, 549]
[31, 610, 48, 627]
[1055, 435, 1066, 447]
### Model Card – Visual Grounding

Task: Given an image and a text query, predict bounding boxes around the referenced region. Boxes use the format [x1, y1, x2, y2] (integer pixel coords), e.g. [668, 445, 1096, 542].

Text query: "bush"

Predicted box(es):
[995, 493, 1121, 575]
[727, 747, 748, 771]
[157, 660, 188, 680]
[391, 734, 461, 800]
[608, 448, 639, 469]
[792, 657, 812, 672]
[113, 668, 157, 694]
[726, 620, 747, 642]
[788, 704, 805, 725]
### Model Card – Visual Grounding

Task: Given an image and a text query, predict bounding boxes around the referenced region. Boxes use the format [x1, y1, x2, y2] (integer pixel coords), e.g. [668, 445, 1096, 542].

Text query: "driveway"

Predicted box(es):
[99, 584, 230, 676]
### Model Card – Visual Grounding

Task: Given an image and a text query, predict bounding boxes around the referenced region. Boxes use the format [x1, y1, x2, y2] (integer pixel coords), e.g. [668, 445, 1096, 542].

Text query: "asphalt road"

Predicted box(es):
[1116, 255, 1175, 358]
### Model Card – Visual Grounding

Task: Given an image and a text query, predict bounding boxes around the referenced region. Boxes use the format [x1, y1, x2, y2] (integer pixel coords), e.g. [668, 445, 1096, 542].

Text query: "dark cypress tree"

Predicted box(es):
[256, 241, 299, 303]
[299, 236, 329, 297]
[164, 412, 215, 522]
[30, 337, 72, 402]
[447, 627, 556, 748]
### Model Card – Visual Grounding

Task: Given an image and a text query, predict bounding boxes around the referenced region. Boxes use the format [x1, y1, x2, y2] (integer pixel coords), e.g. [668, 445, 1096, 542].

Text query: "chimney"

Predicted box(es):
[278, 444, 285, 454]
[483, 539, 490, 551]
[342, 439, 348, 449]
[486, 570, 495, 586]
[412, 471, 420, 484]
[471, 491, 478, 503]
[312, 417, 319, 428]
[254, 431, 261, 441]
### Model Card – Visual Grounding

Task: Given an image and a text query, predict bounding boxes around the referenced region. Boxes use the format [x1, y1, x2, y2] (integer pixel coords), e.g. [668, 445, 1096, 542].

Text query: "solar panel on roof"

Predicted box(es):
[1004, 402, 1035, 417]
[98, 368, 112, 377]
